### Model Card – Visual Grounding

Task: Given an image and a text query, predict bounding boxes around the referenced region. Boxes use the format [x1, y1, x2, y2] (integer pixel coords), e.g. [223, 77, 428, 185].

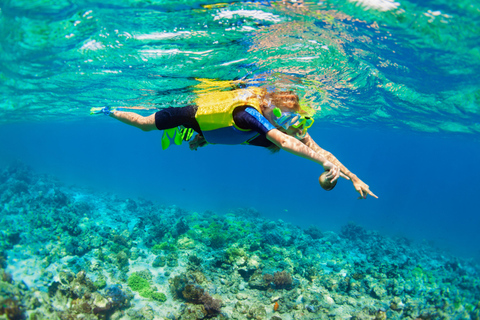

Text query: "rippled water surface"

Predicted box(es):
[1, 0, 479, 133]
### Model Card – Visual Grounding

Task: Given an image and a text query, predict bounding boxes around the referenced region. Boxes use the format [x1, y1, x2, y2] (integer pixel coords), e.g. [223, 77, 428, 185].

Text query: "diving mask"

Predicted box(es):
[272, 107, 314, 131]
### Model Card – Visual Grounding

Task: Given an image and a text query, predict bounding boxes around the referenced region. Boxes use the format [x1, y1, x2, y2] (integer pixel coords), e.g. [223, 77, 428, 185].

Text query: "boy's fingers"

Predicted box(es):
[358, 189, 364, 199]
[369, 191, 379, 199]
[340, 172, 350, 180]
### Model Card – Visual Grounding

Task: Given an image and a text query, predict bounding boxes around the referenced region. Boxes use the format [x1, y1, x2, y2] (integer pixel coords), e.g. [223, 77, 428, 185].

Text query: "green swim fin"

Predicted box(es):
[162, 128, 176, 150]
[161, 127, 194, 150]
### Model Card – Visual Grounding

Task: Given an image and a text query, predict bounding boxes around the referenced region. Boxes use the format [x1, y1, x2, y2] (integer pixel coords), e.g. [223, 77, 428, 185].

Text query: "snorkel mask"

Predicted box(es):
[272, 106, 314, 139]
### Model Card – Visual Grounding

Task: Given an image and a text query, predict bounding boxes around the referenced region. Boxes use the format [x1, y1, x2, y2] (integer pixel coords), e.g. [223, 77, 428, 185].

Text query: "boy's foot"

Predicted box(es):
[90, 107, 116, 115]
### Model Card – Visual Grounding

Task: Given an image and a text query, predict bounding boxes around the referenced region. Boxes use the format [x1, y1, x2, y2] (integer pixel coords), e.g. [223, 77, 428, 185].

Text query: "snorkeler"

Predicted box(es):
[92, 87, 377, 199]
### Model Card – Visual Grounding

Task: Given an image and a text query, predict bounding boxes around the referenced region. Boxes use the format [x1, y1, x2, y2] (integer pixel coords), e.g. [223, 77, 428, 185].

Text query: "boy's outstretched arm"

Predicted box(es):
[301, 133, 378, 199]
[266, 129, 342, 183]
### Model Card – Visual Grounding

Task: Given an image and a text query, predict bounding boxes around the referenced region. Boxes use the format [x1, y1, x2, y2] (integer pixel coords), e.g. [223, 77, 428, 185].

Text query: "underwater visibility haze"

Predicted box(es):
[1, 0, 480, 319]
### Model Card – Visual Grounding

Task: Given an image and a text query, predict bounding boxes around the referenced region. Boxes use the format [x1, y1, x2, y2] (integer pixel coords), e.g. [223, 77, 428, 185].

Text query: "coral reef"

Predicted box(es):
[272, 271, 293, 290]
[170, 273, 222, 316]
[304, 225, 323, 240]
[1, 162, 480, 320]
[0, 297, 25, 320]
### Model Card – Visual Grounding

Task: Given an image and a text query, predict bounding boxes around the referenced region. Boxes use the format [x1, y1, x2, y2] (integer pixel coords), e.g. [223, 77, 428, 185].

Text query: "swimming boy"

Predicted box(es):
[93, 87, 377, 199]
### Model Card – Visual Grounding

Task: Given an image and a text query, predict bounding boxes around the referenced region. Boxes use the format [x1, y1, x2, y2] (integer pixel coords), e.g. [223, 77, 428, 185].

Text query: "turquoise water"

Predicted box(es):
[1, 0, 480, 246]
[1, 0, 480, 132]
[2, 0, 479, 253]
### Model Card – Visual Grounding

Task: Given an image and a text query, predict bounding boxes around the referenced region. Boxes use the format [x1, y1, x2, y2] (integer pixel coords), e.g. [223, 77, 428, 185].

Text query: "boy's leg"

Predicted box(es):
[110, 111, 157, 132]
[108, 106, 200, 133]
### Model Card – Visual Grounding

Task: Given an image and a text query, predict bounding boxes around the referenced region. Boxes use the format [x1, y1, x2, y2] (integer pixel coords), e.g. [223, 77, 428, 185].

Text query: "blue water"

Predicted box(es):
[1, 0, 480, 261]
[1, 119, 479, 259]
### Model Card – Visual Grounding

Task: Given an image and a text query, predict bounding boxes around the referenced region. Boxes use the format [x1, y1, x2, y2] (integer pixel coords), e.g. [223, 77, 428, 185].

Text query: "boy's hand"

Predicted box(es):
[322, 162, 340, 183]
[189, 134, 208, 151]
[352, 178, 378, 199]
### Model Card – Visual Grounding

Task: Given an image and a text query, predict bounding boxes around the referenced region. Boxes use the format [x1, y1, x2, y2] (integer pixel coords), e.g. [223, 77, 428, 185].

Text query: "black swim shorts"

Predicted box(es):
[154, 105, 202, 133]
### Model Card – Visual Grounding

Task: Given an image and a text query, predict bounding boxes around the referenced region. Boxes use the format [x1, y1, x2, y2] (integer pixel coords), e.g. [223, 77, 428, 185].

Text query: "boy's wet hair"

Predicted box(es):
[269, 91, 300, 111]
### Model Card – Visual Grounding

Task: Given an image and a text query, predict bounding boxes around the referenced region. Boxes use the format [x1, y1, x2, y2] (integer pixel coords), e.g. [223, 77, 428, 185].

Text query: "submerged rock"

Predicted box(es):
[248, 270, 270, 291]
[247, 304, 267, 320]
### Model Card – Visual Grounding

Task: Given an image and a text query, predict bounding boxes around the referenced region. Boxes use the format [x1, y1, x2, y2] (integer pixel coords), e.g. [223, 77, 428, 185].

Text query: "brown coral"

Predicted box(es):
[263, 273, 274, 284]
[182, 284, 205, 303]
[171, 273, 222, 315]
[200, 292, 222, 315]
[0, 298, 25, 320]
[273, 271, 293, 290]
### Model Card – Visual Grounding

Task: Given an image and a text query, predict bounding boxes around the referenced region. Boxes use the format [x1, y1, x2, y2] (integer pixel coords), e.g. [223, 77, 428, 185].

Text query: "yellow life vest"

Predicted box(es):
[194, 87, 266, 132]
